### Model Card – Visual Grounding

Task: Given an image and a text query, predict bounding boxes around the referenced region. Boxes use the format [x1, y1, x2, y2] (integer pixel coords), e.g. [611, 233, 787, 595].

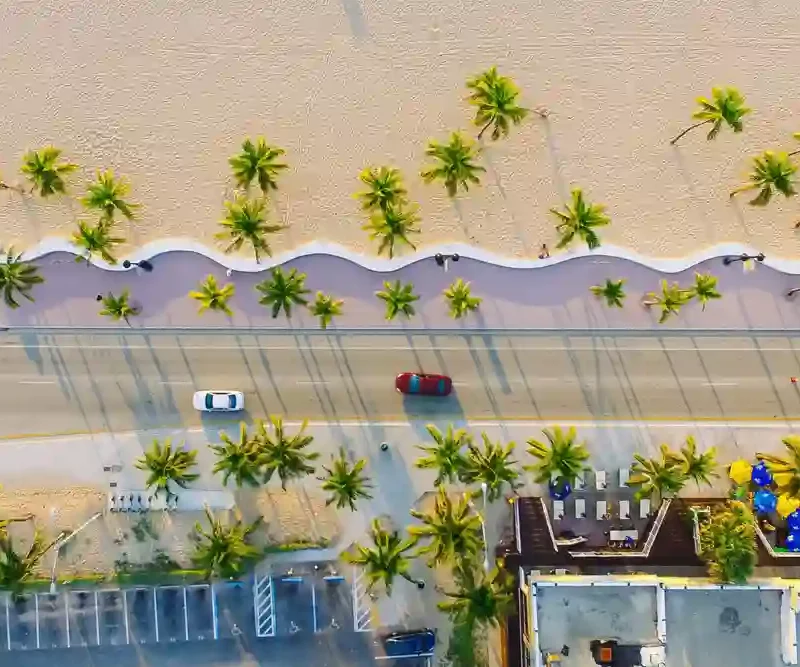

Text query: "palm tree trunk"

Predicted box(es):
[477, 120, 493, 140]
[670, 119, 712, 145]
[0, 181, 24, 194]
[729, 182, 758, 198]
[401, 572, 426, 589]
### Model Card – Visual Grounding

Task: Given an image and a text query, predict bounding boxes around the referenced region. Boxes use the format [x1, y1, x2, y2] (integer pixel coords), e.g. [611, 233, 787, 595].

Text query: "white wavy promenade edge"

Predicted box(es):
[8, 237, 791, 274]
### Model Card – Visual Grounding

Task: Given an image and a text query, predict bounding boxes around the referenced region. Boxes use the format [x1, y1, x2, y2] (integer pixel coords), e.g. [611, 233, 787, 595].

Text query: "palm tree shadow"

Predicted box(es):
[728, 196, 755, 242]
[450, 197, 476, 243]
[18, 331, 44, 374]
[482, 146, 533, 254]
[340, 0, 368, 38]
[543, 117, 568, 201]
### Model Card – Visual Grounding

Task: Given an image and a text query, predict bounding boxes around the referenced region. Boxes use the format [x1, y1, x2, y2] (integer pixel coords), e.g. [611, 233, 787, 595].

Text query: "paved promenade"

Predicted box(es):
[3, 252, 800, 330]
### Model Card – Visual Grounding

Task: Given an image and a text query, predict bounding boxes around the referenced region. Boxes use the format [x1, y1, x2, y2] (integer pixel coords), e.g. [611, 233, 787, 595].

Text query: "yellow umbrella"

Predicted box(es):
[729, 459, 752, 485]
[777, 494, 800, 518]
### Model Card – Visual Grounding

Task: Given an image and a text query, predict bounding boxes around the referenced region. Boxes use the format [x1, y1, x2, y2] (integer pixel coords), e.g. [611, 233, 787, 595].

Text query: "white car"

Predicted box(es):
[192, 390, 245, 412]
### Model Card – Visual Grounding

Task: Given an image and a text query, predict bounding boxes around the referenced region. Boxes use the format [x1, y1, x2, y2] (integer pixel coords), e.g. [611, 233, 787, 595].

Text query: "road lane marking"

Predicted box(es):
[2, 344, 800, 352]
[17, 380, 56, 385]
[158, 381, 193, 385]
[702, 382, 740, 387]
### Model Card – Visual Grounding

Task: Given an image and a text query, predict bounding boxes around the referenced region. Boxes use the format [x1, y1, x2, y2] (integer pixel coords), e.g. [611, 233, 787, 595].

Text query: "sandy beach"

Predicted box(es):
[2, 0, 800, 261]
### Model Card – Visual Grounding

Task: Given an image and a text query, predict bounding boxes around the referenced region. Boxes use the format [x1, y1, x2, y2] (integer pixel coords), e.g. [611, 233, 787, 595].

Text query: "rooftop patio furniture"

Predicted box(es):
[595, 470, 607, 490]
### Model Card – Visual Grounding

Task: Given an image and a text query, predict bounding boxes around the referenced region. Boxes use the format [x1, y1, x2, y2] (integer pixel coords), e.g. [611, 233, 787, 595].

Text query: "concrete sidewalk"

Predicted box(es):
[3, 251, 800, 331]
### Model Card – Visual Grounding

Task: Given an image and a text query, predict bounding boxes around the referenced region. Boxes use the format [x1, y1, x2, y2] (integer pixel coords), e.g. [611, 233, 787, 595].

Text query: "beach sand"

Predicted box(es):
[1, 0, 800, 261]
[0, 487, 339, 577]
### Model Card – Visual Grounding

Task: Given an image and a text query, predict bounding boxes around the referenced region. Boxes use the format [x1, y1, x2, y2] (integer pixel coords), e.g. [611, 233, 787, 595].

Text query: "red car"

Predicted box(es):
[395, 372, 452, 396]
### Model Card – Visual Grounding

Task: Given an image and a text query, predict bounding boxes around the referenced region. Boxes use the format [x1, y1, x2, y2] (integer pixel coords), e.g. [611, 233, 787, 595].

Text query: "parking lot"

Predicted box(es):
[0, 567, 370, 653]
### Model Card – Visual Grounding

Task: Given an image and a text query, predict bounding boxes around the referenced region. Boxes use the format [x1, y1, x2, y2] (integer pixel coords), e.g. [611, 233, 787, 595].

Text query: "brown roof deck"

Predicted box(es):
[495, 496, 800, 667]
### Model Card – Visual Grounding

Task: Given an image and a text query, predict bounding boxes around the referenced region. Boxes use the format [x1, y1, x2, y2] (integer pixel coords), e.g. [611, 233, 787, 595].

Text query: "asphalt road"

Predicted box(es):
[5, 330, 800, 437]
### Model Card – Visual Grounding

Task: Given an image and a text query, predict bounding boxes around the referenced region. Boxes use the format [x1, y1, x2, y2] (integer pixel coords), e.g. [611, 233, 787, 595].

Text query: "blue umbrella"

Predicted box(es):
[752, 461, 773, 487]
[789, 510, 800, 532]
[786, 531, 800, 552]
[548, 478, 572, 500]
[754, 489, 777, 514]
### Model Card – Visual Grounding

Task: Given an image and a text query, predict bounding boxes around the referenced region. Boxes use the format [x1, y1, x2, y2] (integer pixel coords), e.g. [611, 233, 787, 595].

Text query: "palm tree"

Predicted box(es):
[72, 219, 126, 265]
[421, 132, 486, 196]
[309, 291, 343, 329]
[642, 280, 694, 324]
[363, 204, 420, 258]
[255, 267, 310, 318]
[191, 507, 261, 580]
[317, 448, 374, 511]
[461, 433, 520, 501]
[356, 166, 408, 211]
[627, 444, 686, 500]
[409, 487, 483, 567]
[0, 529, 58, 597]
[690, 273, 722, 310]
[98, 289, 140, 324]
[670, 87, 751, 145]
[20, 147, 78, 197]
[668, 435, 718, 487]
[730, 151, 797, 206]
[217, 195, 283, 262]
[437, 565, 515, 627]
[257, 416, 319, 490]
[525, 426, 590, 487]
[444, 278, 481, 319]
[758, 436, 800, 498]
[211, 422, 263, 488]
[0, 248, 44, 309]
[414, 423, 471, 486]
[344, 519, 422, 594]
[550, 188, 610, 250]
[376, 280, 419, 320]
[698, 501, 756, 584]
[466, 66, 529, 141]
[590, 279, 626, 308]
[134, 438, 199, 497]
[80, 170, 139, 221]
[189, 275, 235, 316]
[229, 137, 287, 194]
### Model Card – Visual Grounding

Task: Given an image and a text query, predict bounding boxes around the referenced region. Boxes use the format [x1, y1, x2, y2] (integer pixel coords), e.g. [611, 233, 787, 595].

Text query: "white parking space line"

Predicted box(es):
[311, 583, 317, 633]
[94, 591, 100, 645]
[153, 588, 159, 643]
[65, 594, 71, 648]
[211, 586, 218, 640]
[34, 594, 40, 649]
[122, 590, 130, 644]
[183, 587, 189, 642]
[5, 596, 10, 650]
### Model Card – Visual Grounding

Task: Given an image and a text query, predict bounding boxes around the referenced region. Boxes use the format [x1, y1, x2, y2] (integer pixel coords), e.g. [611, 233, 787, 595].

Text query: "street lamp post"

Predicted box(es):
[122, 259, 154, 272]
[722, 252, 765, 266]
[434, 253, 459, 272]
[49, 511, 103, 593]
[466, 482, 490, 573]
